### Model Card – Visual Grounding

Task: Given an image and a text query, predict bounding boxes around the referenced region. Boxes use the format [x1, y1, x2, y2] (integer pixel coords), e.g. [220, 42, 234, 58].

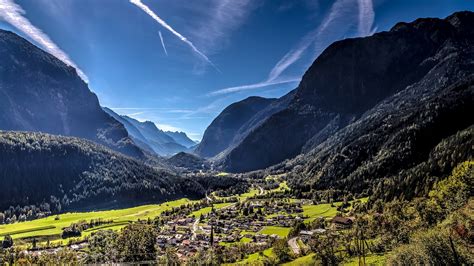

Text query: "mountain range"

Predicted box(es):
[103, 107, 196, 156]
[0, 29, 144, 159]
[0, 131, 203, 211]
[0, 11, 472, 213]
[199, 11, 474, 176]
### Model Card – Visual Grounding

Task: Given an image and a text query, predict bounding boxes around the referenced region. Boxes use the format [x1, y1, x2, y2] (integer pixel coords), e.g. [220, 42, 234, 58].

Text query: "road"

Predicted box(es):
[288, 237, 301, 255]
[191, 217, 200, 240]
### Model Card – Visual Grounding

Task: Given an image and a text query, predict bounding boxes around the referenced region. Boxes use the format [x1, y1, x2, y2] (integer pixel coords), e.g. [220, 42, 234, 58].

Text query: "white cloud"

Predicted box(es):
[130, 0, 220, 72]
[191, 0, 259, 54]
[0, 0, 88, 82]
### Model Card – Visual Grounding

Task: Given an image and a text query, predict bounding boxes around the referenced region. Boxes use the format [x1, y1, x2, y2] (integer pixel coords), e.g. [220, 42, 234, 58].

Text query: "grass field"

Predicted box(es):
[0, 198, 193, 243]
[259, 226, 291, 238]
[302, 203, 338, 222]
[237, 189, 260, 201]
[226, 248, 275, 265]
[343, 253, 386, 265]
[302, 197, 370, 222]
[189, 202, 234, 217]
[282, 254, 316, 265]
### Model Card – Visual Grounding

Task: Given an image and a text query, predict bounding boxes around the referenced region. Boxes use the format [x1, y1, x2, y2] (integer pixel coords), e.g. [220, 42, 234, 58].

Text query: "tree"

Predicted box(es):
[272, 239, 291, 263]
[310, 233, 341, 265]
[86, 230, 118, 263]
[116, 224, 158, 262]
[2, 235, 13, 249]
[159, 248, 179, 265]
[0, 213, 4, 224]
[210, 225, 214, 246]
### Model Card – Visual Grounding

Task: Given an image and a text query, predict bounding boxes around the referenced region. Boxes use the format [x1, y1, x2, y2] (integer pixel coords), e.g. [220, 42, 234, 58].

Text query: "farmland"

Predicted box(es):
[0, 198, 192, 244]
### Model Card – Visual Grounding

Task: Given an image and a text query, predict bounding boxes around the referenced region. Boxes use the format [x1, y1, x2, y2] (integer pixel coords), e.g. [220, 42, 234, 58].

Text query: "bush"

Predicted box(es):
[1, 235, 13, 249]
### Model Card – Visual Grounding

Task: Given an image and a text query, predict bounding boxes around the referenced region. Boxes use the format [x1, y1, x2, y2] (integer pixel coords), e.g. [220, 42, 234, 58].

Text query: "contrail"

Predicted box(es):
[209, 78, 300, 96]
[158, 31, 168, 56]
[130, 0, 220, 72]
[357, 0, 375, 36]
[0, 0, 88, 82]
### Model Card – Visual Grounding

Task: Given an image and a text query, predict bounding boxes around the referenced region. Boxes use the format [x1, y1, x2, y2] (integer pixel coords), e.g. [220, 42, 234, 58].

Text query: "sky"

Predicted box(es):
[0, 0, 473, 140]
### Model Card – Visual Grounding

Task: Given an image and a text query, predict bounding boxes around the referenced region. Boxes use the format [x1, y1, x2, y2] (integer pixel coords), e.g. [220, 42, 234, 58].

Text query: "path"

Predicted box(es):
[191, 217, 200, 240]
[258, 186, 264, 195]
[288, 237, 301, 255]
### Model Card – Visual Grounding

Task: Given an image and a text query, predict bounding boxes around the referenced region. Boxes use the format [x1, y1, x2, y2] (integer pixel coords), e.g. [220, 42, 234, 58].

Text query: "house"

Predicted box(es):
[313, 228, 326, 234]
[330, 216, 353, 230]
[300, 230, 314, 240]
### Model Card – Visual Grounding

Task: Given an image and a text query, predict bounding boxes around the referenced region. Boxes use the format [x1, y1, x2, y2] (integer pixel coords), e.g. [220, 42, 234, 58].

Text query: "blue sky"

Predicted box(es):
[1, 0, 473, 140]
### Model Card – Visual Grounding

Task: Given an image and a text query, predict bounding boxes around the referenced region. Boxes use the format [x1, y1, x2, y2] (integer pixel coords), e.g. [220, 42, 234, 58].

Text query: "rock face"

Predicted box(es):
[218, 11, 474, 173]
[0, 29, 143, 158]
[195, 96, 280, 158]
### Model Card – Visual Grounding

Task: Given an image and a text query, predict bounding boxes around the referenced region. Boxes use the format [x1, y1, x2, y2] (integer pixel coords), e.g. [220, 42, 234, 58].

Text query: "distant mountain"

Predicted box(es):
[0, 29, 143, 158]
[102, 107, 155, 153]
[165, 131, 197, 148]
[0, 131, 204, 211]
[216, 11, 474, 173]
[195, 96, 278, 158]
[103, 108, 192, 156]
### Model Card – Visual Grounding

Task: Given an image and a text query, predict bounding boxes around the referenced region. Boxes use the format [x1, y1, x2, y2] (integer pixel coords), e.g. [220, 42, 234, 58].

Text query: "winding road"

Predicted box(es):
[288, 237, 301, 255]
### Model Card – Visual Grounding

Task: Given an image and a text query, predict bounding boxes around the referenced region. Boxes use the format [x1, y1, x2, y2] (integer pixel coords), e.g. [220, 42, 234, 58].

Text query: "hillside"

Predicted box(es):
[165, 131, 197, 148]
[0, 131, 204, 212]
[195, 96, 277, 158]
[0, 30, 143, 158]
[167, 152, 209, 170]
[219, 11, 474, 172]
[287, 76, 474, 201]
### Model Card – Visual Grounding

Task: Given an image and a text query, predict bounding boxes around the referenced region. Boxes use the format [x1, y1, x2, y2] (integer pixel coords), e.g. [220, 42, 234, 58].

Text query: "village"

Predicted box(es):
[6, 182, 362, 264]
[150, 186, 358, 261]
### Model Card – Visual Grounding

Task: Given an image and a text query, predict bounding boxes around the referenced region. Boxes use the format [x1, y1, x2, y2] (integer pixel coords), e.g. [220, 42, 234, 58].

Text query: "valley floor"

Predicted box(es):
[0, 177, 373, 265]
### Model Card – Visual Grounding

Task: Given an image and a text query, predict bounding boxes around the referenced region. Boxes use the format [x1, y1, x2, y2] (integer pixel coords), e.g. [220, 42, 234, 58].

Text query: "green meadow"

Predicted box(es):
[259, 226, 291, 238]
[0, 198, 193, 243]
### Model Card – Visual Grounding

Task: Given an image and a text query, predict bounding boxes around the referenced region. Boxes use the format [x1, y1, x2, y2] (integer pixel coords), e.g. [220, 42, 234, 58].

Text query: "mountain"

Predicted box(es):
[288, 76, 473, 201]
[103, 107, 197, 156]
[195, 96, 278, 158]
[167, 152, 209, 170]
[0, 29, 143, 159]
[165, 131, 197, 148]
[218, 11, 474, 173]
[0, 131, 204, 211]
[102, 107, 155, 153]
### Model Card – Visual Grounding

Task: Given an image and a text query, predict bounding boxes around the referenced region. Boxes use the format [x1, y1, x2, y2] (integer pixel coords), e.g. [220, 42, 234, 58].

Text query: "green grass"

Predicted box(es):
[0, 225, 55, 237]
[259, 226, 291, 238]
[216, 172, 229, 177]
[226, 248, 275, 265]
[189, 202, 234, 217]
[240, 237, 252, 243]
[343, 253, 386, 265]
[237, 189, 259, 201]
[0, 198, 193, 243]
[282, 254, 316, 265]
[240, 230, 256, 236]
[302, 203, 338, 222]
